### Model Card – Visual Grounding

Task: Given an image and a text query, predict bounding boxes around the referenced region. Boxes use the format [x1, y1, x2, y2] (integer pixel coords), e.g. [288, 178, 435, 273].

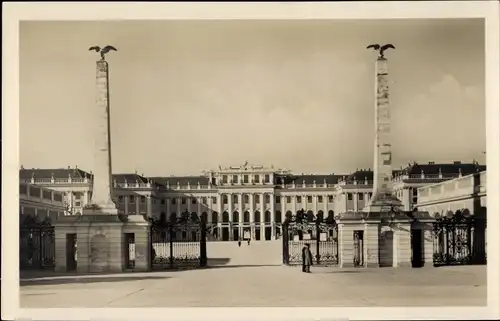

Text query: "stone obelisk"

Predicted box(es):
[84, 52, 118, 215]
[364, 47, 402, 212]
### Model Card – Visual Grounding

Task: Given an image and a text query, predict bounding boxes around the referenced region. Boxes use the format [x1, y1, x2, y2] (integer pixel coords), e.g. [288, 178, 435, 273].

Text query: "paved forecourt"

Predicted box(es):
[20, 265, 486, 308]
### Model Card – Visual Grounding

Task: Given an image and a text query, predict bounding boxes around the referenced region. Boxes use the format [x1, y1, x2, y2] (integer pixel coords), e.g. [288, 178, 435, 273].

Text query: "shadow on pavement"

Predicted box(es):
[20, 275, 171, 286]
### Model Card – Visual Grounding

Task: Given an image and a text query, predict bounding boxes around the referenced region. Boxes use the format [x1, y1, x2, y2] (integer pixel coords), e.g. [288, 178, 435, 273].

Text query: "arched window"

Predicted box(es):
[275, 211, 282, 223]
[328, 210, 334, 221]
[222, 211, 229, 223]
[232, 211, 239, 222]
[244, 211, 250, 223]
[160, 212, 166, 222]
[254, 211, 261, 222]
[265, 211, 271, 223]
[211, 211, 218, 223]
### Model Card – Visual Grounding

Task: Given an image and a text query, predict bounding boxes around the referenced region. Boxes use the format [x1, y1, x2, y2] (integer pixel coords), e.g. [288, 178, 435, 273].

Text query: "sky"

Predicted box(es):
[19, 19, 486, 176]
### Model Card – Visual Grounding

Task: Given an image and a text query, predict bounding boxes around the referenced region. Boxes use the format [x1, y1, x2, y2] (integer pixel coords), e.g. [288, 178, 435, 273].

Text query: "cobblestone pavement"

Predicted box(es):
[20, 265, 486, 308]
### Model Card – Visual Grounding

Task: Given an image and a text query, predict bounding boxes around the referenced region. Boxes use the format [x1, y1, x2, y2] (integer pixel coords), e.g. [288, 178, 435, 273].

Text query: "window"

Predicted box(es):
[171, 198, 176, 205]
[368, 193, 373, 199]
[243, 175, 249, 183]
[286, 196, 291, 203]
[254, 175, 260, 183]
[232, 175, 238, 183]
[75, 201, 81, 207]
[412, 188, 418, 196]
[275, 211, 282, 223]
[233, 195, 238, 204]
[264, 174, 270, 183]
[222, 175, 228, 183]
[358, 193, 364, 201]
[223, 195, 228, 204]
[265, 194, 270, 203]
[160, 198, 165, 205]
[255, 195, 260, 204]
[244, 194, 249, 204]
[307, 196, 312, 203]
[275, 196, 280, 204]
[296, 196, 302, 203]
[212, 196, 217, 204]
[318, 196, 323, 203]
[74, 193, 81, 200]
[328, 195, 334, 203]
[140, 196, 146, 204]
[192, 198, 197, 204]
[202, 197, 207, 205]
[129, 195, 136, 204]
[118, 196, 124, 203]
[181, 198, 186, 205]
[347, 193, 353, 201]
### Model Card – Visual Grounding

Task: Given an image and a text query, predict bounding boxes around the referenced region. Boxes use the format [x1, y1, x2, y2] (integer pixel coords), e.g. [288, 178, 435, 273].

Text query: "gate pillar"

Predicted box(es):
[410, 211, 436, 267]
[336, 212, 381, 268]
[123, 214, 152, 272]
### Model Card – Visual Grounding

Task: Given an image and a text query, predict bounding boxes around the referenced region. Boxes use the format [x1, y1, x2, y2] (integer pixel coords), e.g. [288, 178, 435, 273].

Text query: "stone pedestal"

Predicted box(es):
[54, 214, 125, 273]
[123, 215, 152, 272]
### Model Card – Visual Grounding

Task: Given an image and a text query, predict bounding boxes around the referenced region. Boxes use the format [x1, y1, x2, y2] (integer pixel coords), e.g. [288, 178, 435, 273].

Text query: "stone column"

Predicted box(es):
[176, 197, 181, 215]
[270, 194, 275, 238]
[124, 197, 129, 215]
[136, 199, 140, 215]
[146, 195, 152, 218]
[228, 193, 233, 240]
[238, 194, 243, 238]
[280, 196, 286, 220]
[260, 194, 265, 241]
[250, 194, 255, 240]
[217, 194, 222, 240]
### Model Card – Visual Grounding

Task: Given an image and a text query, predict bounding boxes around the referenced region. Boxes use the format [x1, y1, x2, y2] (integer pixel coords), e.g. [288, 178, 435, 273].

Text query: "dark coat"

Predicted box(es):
[302, 246, 313, 266]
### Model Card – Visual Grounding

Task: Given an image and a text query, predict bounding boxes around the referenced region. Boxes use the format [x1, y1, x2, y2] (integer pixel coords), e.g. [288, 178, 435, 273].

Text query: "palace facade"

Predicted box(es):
[19, 161, 486, 241]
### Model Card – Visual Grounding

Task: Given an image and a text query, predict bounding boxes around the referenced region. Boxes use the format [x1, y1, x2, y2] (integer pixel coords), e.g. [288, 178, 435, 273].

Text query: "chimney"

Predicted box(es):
[428, 161, 435, 165]
[20, 165, 24, 170]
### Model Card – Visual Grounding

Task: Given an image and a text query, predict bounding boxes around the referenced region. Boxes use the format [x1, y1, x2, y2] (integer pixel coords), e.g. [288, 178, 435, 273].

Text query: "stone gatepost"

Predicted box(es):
[123, 215, 152, 272]
[336, 212, 381, 268]
[378, 212, 413, 267]
[409, 211, 436, 267]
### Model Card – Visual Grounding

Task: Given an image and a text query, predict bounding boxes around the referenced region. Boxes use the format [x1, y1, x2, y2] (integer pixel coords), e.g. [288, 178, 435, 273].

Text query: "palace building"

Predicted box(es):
[19, 161, 486, 242]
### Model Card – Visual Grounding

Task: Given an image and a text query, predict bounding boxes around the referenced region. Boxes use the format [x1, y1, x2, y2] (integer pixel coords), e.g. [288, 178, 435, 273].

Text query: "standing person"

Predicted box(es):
[302, 243, 313, 273]
[238, 240, 241, 247]
[247, 239, 250, 246]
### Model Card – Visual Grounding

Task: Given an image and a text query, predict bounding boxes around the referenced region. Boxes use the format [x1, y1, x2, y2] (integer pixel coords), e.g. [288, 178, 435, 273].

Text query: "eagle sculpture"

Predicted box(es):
[89, 45, 118, 60]
[366, 43, 395, 59]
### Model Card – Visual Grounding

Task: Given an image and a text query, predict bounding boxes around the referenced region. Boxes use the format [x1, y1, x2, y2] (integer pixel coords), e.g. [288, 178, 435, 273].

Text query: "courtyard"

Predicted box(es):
[20, 265, 486, 308]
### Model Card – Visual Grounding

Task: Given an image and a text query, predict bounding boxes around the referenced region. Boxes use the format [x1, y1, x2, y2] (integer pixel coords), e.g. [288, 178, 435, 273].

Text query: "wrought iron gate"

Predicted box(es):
[432, 210, 484, 266]
[150, 211, 207, 270]
[282, 210, 338, 266]
[19, 215, 55, 270]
